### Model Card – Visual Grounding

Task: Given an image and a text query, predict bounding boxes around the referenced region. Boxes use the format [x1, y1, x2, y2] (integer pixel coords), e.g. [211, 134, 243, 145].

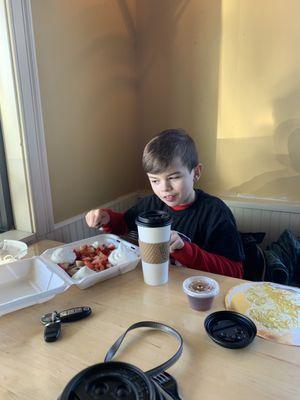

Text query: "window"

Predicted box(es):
[0, 120, 14, 232]
[206, 2, 300, 206]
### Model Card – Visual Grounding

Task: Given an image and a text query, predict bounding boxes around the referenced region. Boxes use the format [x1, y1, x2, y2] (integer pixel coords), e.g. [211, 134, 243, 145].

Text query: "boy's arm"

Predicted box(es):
[101, 209, 129, 235]
[171, 242, 243, 279]
[101, 196, 155, 235]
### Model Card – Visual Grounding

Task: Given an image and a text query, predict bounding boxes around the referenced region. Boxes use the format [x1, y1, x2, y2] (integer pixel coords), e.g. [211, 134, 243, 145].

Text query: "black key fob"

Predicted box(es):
[41, 306, 92, 325]
[41, 306, 91, 325]
[44, 320, 61, 342]
[59, 306, 91, 323]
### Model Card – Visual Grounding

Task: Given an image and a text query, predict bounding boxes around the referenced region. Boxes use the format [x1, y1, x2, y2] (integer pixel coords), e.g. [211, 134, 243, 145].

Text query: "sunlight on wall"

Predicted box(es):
[213, 0, 300, 203]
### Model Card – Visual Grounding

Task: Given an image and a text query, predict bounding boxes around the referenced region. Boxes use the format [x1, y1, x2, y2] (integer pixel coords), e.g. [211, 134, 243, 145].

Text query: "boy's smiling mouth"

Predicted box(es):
[164, 195, 177, 202]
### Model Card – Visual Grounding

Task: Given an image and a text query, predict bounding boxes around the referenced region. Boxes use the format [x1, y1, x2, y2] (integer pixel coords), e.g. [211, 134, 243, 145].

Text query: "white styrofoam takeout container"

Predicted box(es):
[0, 234, 140, 316]
[40, 234, 140, 289]
[0, 256, 70, 316]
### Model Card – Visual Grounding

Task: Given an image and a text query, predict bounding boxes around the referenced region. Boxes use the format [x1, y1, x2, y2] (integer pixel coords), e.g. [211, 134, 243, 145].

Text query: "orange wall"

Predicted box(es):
[31, 0, 142, 222]
[30, 0, 300, 223]
[136, 0, 221, 189]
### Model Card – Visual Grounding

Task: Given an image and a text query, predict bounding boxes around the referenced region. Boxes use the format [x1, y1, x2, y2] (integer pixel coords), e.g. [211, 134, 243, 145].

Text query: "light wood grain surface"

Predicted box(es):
[0, 240, 299, 400]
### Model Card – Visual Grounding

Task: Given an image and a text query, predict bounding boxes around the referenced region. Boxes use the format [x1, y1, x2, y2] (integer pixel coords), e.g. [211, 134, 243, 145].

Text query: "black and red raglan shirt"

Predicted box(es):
[102, 189, 245, 278]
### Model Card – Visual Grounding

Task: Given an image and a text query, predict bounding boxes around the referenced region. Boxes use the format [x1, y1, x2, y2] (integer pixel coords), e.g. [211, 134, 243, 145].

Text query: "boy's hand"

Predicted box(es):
[169, 230, 184, 253]
[85, 209, 110, 228]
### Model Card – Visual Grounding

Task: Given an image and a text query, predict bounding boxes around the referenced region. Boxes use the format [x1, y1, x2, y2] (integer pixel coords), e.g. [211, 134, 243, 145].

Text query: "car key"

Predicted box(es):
[41, 306, 91, 325]
[59, 306, 92, 323]
[44, 313, 62, 342]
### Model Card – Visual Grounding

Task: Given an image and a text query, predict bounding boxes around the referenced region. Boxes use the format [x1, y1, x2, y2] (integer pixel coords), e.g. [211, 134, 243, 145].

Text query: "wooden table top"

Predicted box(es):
[0, 240, 299, 400]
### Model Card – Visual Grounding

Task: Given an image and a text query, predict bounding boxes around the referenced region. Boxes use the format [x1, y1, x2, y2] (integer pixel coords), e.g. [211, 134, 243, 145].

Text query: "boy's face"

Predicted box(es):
[147, 158, 202, 207]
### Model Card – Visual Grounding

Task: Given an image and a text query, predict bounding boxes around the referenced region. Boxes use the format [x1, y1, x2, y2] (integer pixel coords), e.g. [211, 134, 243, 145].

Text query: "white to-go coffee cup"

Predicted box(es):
[136, 211, 172, 286]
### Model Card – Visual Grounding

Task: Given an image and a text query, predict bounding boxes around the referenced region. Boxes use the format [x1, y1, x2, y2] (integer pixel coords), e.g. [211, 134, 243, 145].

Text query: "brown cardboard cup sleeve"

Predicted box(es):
[139, 241, 169, 264]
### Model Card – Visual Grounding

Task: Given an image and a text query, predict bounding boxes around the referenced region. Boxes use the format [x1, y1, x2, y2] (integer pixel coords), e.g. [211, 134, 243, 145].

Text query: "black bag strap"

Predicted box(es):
[104, 321, 183, 377]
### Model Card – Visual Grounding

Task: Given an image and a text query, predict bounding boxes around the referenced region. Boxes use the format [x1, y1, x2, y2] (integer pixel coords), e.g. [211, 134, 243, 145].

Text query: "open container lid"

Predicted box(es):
[0, 256, 70, 317]
[204, 310, 257, 349]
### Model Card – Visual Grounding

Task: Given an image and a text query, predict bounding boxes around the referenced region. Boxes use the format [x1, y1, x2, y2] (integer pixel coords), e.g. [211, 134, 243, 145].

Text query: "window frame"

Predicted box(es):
[2, 0, 54, 238]
[0, 121, 14, 232]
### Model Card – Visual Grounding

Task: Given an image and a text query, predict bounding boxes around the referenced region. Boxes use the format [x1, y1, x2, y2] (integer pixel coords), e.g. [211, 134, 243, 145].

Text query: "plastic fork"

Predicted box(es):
[152, 372, 182, 400]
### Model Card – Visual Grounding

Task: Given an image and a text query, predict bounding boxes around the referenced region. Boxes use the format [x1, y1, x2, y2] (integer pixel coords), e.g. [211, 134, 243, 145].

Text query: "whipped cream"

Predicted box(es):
[51, 247, 76, 264]
[72, 266, 97, 280]
[108, 243, 136, 266]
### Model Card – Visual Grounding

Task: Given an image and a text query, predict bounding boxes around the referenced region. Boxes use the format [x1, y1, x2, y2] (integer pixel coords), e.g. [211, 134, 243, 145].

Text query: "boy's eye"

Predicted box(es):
[150, 179, 159, 184]
[170, 176, 180, 180]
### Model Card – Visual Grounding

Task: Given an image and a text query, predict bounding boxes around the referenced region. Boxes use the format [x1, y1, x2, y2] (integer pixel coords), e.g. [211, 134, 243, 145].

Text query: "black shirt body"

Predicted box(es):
[124, 189, 244, 262]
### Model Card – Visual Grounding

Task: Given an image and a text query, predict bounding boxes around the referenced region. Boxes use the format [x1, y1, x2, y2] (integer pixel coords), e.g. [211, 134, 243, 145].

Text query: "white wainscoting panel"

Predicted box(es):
[227, 204, 300, 247]
[46, 192, 141, 243]
[45, 192, 300, 248]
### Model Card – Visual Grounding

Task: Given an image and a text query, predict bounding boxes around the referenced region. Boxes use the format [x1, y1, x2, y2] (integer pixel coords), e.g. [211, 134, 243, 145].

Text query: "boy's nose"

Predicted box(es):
[161, 180, 172, 191]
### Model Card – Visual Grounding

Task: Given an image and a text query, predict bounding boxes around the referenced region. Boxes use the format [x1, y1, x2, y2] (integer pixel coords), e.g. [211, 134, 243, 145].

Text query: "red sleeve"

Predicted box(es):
[171, 242, 243, 279]
[101, 209, 129, 236]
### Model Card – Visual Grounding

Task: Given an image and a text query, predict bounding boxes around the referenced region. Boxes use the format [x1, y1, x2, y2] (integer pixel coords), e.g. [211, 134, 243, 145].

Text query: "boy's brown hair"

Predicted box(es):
[142, 129, 199, 174]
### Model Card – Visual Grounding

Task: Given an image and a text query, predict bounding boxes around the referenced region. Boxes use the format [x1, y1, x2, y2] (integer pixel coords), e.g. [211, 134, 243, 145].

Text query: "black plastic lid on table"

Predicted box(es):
[136, 211, 172, 228]
[204, 311, 257, 349]
[58, 361, 160, 400]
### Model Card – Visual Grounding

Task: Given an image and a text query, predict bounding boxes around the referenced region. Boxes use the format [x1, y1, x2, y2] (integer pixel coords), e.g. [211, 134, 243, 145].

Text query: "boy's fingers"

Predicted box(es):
[170, 239, 182, 252]
[169, 233, 184, 252]
[85, 209, 102, 228]
[85, 210, 94, 227]
[170, 231, 178, 242]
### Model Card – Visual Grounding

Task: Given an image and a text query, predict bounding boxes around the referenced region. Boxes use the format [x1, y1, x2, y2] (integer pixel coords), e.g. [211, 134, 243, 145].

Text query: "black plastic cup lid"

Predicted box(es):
[204, 310, 257, 349]
[58, 361, 156, 400]
[136, 210, 172, 227]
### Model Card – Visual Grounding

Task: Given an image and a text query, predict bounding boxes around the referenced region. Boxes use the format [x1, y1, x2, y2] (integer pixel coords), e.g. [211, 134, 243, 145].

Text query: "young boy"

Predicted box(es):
[85, 129, 244, 278]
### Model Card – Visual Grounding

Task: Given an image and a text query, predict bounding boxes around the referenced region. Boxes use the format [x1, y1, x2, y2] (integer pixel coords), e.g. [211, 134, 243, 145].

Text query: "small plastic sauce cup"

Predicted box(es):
[183, 276, 220, 311]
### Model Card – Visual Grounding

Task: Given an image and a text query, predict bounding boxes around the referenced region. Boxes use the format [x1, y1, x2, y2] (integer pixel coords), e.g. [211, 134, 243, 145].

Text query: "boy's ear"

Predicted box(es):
[193, 163, 203, 182]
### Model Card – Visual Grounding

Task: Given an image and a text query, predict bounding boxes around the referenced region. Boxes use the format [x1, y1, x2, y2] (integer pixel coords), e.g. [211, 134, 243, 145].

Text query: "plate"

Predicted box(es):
[225, 282, 300, 346]
[0, 240, 28, 265]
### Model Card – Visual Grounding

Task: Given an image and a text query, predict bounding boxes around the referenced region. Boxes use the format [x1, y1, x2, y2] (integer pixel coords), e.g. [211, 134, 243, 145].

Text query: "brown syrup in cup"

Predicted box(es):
[188, 281, 213, 293]
[183, 276, 220, 311]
